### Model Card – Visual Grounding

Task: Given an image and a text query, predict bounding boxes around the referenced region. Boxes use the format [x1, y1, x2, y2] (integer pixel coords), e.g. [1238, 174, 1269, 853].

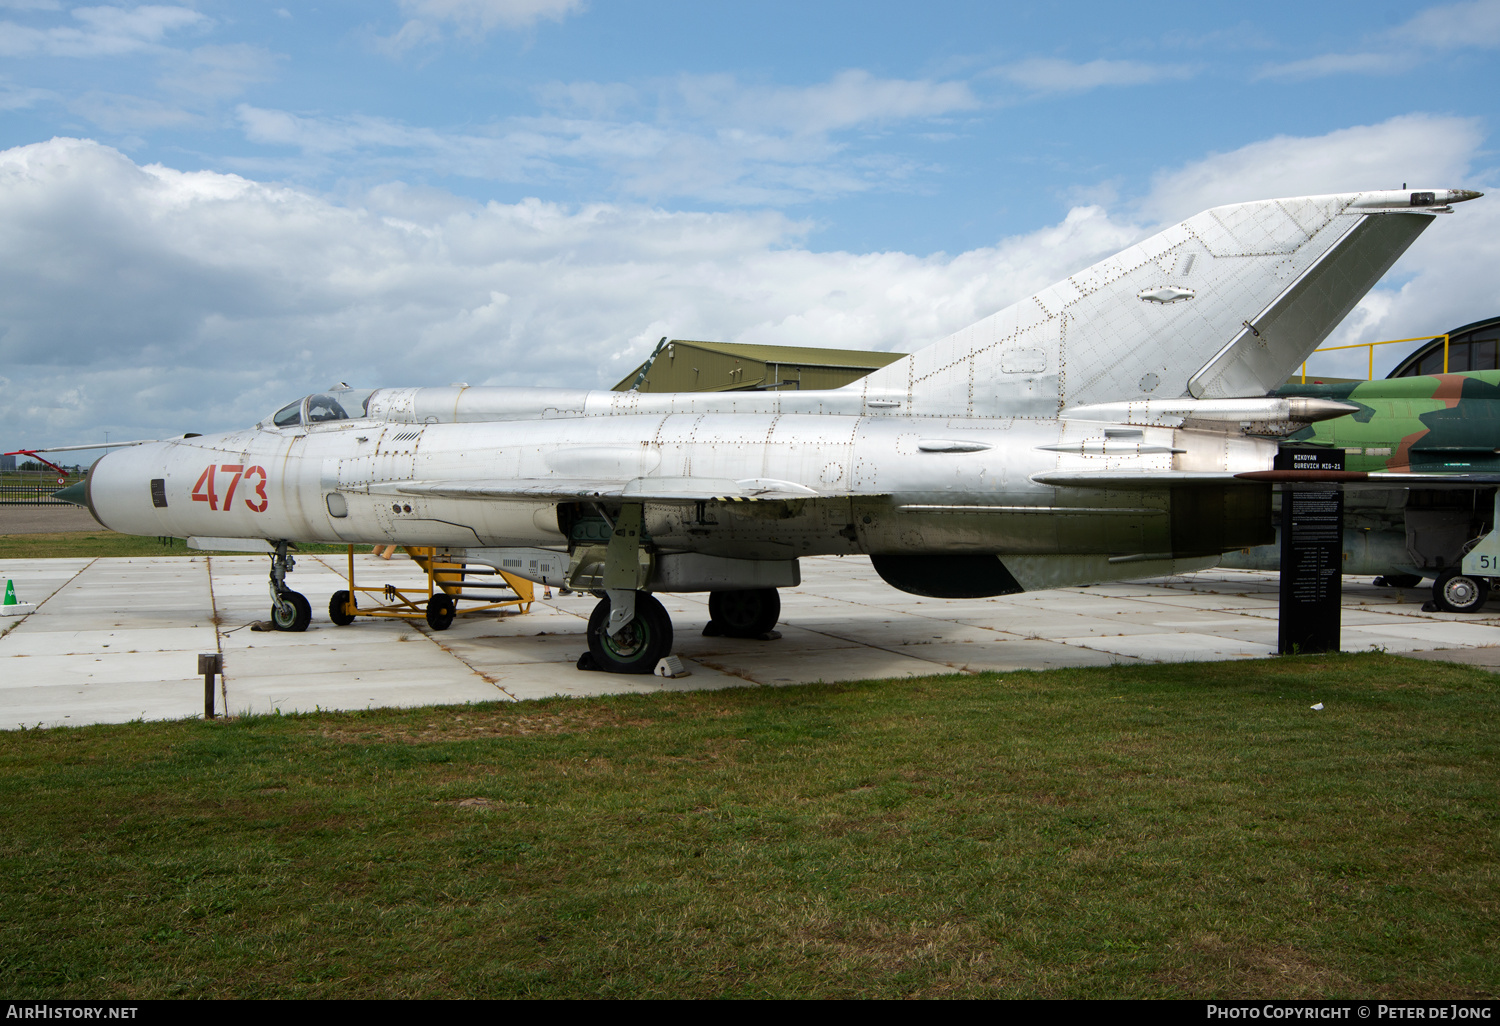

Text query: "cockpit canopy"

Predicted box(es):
[268, 388, 376, 428]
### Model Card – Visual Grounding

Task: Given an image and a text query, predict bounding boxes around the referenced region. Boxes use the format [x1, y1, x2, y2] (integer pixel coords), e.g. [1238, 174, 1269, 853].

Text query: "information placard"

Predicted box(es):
[1277, 448, 1345, 655]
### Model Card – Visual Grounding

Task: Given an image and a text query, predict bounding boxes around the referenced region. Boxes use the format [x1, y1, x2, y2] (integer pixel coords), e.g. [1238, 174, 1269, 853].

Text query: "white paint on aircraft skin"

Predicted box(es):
[70, 188, 1480, 605]
[91, 411, 1251, 548]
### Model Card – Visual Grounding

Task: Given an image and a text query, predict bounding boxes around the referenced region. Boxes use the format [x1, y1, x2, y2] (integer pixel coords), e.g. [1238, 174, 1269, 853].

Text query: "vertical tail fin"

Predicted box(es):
[857, 191, 1475, 417]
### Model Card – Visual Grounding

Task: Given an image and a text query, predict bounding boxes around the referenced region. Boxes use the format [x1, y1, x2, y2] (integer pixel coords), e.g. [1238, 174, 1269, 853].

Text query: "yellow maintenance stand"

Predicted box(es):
[328, 546, 534, 631]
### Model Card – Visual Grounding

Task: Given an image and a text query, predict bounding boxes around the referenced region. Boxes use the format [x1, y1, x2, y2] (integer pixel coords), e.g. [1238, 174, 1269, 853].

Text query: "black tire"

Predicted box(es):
[708, 588, 781, 637]
[329, 590, 356, 626]
[1384, 573, 1424, 589]
[1433, 569, 1490, 613]
[271, 590, 311, 632]
[587, 592, 673, 674]
[426, 593, 456, 630]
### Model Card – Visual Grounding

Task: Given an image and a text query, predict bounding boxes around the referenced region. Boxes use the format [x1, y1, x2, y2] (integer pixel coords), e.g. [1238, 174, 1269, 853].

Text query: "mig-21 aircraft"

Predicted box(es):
[30, 188, 1482, 673]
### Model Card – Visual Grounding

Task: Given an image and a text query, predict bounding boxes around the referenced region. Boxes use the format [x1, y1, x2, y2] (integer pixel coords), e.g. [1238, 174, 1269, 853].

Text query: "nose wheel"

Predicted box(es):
[1432, 568, 1491, 613]
[268, 540, 311, 632]
[271, 590, 312, 631]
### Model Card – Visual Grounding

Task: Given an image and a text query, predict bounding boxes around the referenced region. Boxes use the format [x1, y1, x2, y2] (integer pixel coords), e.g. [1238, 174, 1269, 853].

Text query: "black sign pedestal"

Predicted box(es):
[1277, 448, 1345, 656]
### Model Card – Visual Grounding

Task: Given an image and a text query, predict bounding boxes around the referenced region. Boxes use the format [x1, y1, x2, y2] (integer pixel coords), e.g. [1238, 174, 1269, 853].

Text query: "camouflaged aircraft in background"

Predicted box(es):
[1222, 316, 1500, 613]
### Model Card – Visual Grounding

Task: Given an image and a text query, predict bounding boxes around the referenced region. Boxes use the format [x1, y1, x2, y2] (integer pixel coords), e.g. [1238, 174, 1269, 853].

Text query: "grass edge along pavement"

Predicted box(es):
[0, 652, 1495, 999]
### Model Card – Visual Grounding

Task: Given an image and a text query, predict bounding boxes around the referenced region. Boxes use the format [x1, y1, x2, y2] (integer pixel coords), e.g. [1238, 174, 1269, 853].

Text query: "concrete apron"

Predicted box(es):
[0, 553, 1493, 730]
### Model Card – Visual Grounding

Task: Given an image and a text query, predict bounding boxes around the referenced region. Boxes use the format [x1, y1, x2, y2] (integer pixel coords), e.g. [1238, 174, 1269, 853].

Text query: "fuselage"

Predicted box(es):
[86, 384, 1277, 564]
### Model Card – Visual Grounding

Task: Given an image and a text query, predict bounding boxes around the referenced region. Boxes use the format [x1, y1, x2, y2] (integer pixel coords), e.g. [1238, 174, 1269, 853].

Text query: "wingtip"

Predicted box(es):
[1350, 188, 1483, 210]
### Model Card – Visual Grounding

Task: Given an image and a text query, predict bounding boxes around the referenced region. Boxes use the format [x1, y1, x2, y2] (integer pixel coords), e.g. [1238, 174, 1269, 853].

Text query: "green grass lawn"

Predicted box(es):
[0, 653, 1495, 999]
[0, 531, 352, 558]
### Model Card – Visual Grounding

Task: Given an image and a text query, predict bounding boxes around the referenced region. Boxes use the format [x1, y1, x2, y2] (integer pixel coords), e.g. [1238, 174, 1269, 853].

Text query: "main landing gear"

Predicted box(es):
[703, 588, 781, 638]
[586, 591, 673, 673]
[268, 541, 311, 632]
[573, 502, 785, 673]
[582, 588, 784, 674]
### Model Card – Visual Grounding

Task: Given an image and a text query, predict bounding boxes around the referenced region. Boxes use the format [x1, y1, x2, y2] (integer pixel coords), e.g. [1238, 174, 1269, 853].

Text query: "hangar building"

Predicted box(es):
[613, 339, 904, 393]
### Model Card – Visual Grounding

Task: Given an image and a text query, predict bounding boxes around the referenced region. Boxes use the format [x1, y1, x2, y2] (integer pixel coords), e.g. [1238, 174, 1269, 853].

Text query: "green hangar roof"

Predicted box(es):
[612, 339, 906, 393]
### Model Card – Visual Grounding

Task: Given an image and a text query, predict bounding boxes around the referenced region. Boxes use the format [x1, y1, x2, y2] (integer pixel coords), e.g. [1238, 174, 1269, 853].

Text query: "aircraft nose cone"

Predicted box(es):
[52, 481, 88, 507]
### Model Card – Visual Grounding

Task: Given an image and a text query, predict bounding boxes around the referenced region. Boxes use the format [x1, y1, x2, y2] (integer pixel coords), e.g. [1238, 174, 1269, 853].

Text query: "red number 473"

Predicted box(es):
[192, 464, 269, 512]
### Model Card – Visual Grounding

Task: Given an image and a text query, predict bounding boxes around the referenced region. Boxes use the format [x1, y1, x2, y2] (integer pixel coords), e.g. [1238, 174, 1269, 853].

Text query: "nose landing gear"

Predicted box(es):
[268, 541, 311, 632]
[1432, 567, 1491, 614]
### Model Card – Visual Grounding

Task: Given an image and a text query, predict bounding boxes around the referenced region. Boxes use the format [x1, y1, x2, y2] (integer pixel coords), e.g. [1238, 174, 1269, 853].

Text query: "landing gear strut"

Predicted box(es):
[573, 503, 679, 674]
[268, 541, 311, 632]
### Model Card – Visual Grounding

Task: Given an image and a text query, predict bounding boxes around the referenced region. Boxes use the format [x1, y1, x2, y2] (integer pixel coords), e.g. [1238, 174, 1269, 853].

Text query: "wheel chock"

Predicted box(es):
[655, 655, 691, 678]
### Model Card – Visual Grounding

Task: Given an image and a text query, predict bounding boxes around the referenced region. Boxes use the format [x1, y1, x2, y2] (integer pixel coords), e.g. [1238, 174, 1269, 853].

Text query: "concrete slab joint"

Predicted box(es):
[2, 553, 1498, 729]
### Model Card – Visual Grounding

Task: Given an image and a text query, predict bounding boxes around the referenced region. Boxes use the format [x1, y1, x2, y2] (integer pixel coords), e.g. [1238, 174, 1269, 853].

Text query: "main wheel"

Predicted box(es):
[329, 590, 356, 626]
[426, 593, 456, 630]
[708, 588, 781, 637]
[271, 590, 311, 632]
[587, 592, 673, 674]
[1433, 569, 1490, 613]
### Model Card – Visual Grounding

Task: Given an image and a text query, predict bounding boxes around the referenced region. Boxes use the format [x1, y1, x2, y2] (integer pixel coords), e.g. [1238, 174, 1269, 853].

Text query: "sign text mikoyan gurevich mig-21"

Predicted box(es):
[33, 188, 1484, 673]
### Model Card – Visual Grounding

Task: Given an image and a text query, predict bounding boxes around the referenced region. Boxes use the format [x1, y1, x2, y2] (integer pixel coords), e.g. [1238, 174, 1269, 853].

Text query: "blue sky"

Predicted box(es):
[1, 0, 1497, 441]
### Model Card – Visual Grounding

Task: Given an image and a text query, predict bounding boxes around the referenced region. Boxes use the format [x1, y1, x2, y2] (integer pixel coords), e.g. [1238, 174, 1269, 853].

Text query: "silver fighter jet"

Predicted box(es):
[46, 188, 1482, 672]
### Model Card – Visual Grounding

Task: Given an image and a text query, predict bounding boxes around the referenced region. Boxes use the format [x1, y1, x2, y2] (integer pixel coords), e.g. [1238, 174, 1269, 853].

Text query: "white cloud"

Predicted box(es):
[669, 70, 979, 134]
[994, 58, 1195, 94]
[1256, 52, 1415, 81]
[1254, 0, 1500, 81]
[0, 119, 1490, 444]
[397, 0, 584, 31]
[237, 105, 447, 155]
[1139, 114, 1482, 223]
[0, 4, 206, 58]
[0, 137, 1132, 442]
[380, 0, 583, 52]
[157, 44, 281, 101]
[1399, 0, 1500, 48]
[0, 80, 54, 109]
[235, 70, 978, 204]
[69, 90, 204, 132]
